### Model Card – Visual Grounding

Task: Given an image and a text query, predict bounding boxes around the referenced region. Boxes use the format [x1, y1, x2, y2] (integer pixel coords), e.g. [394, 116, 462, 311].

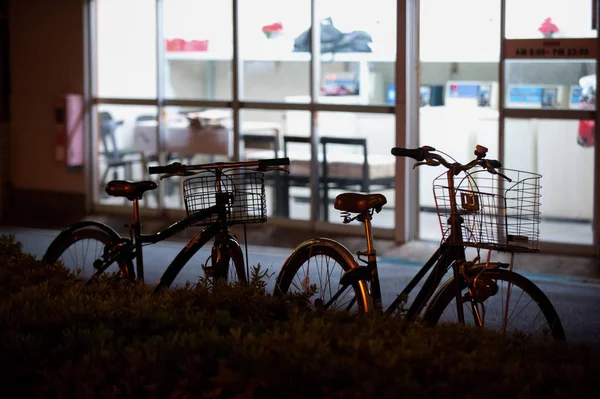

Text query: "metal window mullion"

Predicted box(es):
[407, 0, 419, 242]
[498, 0, 507, 241]
[232, 0, 242, 161]
[595, 0, 600, 253]
[396, 0, 416, 243]
[163, 99, 232, 108]
[94, 98, 159, 106]
[84, 0, 97, 211]
[503, 108, 596, 120]
[499, 0, 506, 166]
[156, 0, 166, 211]
[309, 0, 321, 222]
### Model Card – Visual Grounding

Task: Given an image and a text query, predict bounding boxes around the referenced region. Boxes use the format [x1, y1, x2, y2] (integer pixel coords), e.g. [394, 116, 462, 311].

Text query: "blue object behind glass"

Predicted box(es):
[571, 86, 583, 104]
[509, 87, 543, 103]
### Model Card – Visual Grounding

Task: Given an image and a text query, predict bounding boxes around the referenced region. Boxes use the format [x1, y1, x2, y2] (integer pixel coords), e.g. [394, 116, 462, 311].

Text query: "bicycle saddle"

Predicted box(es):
[105, 180, 157, 201]
[334, 193, 387, 214]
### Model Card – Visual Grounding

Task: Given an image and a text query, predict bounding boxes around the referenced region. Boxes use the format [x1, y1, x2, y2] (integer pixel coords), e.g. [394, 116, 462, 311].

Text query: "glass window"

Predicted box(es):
[420, 0, 501, 62]
[240, 109, 299, 219]
[95, 105, 158, 207]
[505, 118, 594, 245]
[157, 106, 234, 210]
[504, 60, 597, 111]
[239, 0, 310, 102]
[163, 0, 232, 100]
[505, 0, 597, 39]
[419, 0, 501, 241]
[314, 112, 395, 227]
[316, 0, 396, 105]
[96, 0, 157, 98]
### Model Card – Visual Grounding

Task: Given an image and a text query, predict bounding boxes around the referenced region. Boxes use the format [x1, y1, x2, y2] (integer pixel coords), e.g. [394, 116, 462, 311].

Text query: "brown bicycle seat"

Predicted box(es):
[334, 193, 387, 214]
[105, 180, 157, 201]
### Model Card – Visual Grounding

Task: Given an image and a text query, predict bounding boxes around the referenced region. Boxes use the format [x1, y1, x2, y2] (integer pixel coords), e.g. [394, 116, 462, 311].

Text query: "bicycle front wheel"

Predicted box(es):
[43, 224, 134, 284]
[423, 267, 566, 341]
[210, 237, 247, 284]
[274, 239, 370, 312]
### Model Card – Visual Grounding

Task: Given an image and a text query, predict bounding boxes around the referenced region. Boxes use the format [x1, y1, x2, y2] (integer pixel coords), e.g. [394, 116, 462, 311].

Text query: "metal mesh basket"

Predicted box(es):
[433, 169, 542, 252]
[183, 168, 267, 226]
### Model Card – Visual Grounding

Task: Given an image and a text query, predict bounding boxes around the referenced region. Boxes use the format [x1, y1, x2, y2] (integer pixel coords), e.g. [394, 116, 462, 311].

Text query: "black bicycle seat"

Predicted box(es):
[334, 193, 387, 214]
[105, 180, 157, 201]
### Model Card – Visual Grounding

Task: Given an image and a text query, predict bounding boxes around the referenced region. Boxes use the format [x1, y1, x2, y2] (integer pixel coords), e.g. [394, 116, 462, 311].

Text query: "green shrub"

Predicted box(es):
[0, 234, 599, 398]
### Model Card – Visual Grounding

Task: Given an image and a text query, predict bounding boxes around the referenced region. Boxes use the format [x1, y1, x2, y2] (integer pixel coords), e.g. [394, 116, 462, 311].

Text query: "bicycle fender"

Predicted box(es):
[43, 221, 123, 263]
[280, 237, 361, 272]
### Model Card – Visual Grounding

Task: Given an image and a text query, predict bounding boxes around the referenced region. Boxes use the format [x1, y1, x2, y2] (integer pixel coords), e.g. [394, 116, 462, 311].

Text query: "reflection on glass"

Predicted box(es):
[163, 0, 232, 100]
[505, 0, 596, 39]
[313, 112, 395, 227]
[505, 118, 594, 245]
[504, 60, 596, 110]
[239, 0, 310, 101]
[95, 105, 158, 208]
[96, 0, 156, 98]
[312, 0, 396, 105]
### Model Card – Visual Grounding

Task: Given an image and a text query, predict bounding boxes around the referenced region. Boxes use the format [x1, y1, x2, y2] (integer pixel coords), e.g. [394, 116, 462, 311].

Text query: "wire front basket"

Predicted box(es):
[183, 168, 267, 226]
[433, 169, 542, 252]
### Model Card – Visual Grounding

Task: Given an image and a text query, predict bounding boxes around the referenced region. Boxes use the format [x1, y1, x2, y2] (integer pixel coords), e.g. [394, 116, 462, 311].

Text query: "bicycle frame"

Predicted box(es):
[96, 192, 239, 288]
[325, 168, 469, 321]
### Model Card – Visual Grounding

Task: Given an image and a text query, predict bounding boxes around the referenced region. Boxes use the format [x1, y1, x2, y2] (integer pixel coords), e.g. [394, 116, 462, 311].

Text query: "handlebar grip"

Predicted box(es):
[257, 157, 290, 170]
[148, 162, 183, 175]
[391, 147, 427, 161]
[488, 159, 502, 168]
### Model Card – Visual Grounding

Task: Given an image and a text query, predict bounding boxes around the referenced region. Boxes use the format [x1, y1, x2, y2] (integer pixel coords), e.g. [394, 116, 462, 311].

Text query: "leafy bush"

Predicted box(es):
[0, 234, 599, 398]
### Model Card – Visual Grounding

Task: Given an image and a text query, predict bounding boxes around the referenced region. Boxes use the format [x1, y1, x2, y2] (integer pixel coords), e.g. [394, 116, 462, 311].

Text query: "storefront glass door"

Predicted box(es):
[501, 0, 598, 252]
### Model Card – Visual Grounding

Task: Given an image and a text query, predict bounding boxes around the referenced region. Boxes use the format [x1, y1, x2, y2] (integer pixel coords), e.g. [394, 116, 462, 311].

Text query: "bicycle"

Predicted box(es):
[43, 157, 290, 292]
[274, 145, 566, 341]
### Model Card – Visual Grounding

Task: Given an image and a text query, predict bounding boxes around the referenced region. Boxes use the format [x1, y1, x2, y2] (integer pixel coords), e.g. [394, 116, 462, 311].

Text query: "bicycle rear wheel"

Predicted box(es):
[274, 239, 370, 312]
[43, 223, 134, 284]
[423, 267, 566, 341]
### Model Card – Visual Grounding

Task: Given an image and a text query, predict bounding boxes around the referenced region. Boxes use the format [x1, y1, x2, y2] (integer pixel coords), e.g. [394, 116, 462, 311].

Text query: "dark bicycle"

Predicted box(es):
[43, 157, 289, 291]
[274, 145, 565, 341]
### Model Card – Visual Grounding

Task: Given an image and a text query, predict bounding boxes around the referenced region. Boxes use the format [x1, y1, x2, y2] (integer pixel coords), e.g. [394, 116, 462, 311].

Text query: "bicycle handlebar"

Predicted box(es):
[148, 157, 290, 178]
[391, 145, 511, 182]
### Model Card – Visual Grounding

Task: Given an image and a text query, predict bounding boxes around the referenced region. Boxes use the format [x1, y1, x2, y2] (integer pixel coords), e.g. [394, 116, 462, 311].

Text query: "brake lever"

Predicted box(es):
[497, 171, 512, 183]
[481, 161, 512, 183]
[412, 159, 441, 169]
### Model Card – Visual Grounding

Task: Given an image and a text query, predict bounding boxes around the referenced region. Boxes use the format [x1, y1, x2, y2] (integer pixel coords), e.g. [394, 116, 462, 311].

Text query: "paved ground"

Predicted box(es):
[2, 224, 600, 343]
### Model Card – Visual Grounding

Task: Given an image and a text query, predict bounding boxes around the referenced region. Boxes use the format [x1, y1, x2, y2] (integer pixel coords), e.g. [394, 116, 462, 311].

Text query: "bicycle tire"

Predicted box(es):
[274, 238, 370, 312]
[154, 227, 245, 292]
[423, 267, 566, 341]
[43, 224, 134, 283]
[211, 236, 248, 284]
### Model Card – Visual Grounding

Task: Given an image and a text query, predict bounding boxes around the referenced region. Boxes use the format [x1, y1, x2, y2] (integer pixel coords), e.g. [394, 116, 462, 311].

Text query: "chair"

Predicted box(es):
[320, 137, 394, 221]
[281, 135, 395, 221]
[98, 112, 144, 195]
[133, 114, 182, 200]
[241, 133, 285, 216]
